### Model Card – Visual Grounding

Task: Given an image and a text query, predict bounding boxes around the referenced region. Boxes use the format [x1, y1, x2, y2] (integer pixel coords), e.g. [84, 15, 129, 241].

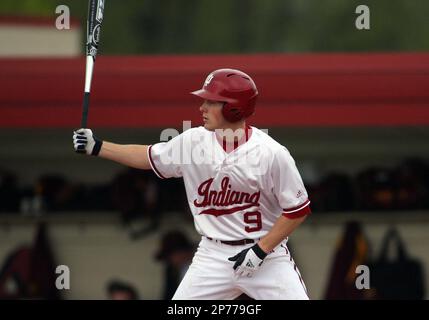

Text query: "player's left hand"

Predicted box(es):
[228, 243, 268, 277]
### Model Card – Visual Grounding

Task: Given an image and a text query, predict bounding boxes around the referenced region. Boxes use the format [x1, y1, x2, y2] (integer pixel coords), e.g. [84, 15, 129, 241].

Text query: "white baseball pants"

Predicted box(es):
[172, 237, 309, 300]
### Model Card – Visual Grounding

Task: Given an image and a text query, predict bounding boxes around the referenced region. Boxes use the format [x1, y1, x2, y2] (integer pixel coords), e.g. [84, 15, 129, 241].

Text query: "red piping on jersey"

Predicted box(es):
[148, 145, 166, 179]
[216, 125, 252, 153]
[199, 203, 258, 217]
[282, 199, 311, 219]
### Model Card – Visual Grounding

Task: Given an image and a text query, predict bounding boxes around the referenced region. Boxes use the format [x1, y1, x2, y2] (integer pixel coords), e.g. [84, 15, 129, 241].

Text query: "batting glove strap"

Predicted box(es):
[252, 243, 268, 260]
[91, 139, 103, 156]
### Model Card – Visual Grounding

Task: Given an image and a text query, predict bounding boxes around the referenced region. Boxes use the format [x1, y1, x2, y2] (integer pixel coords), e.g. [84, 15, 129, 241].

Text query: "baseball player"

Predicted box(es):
[73, 69, 311, 300]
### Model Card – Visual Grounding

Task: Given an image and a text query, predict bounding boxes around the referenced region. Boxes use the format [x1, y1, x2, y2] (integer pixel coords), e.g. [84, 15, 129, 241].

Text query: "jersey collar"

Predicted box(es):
[215, 125, 253, 153]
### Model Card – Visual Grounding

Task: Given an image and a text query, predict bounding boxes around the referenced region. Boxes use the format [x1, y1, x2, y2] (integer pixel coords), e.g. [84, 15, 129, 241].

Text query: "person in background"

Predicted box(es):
[106, 279, 140, 300]
[155, 230, 195, 299]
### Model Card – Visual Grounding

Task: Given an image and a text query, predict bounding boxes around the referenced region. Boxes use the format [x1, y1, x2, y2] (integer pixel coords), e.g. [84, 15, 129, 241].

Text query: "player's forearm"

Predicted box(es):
[99, 141, 151, 170]
[258, 215, 307, 253]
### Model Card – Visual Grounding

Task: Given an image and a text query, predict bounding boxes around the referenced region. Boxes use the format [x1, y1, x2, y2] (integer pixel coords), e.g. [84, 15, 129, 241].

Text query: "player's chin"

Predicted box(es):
[203, 122, 215, 131]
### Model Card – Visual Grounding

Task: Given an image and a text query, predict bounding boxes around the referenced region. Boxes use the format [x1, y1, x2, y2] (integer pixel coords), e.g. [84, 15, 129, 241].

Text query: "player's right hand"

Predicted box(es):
[73, 128, 103, 156]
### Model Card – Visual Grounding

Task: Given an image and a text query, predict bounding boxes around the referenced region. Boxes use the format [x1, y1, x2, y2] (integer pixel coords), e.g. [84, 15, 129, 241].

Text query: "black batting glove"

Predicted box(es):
[73, 128, 103, 156]
[228, 243, 267, 277]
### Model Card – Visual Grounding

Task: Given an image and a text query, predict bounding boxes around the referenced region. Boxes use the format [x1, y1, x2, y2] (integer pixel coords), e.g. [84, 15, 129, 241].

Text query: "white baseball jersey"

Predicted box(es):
[148, 126, 311, 241]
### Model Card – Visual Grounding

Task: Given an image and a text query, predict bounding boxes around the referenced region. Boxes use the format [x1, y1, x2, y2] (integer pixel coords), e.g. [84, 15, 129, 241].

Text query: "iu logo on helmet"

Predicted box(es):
[204, 73, 214, 87]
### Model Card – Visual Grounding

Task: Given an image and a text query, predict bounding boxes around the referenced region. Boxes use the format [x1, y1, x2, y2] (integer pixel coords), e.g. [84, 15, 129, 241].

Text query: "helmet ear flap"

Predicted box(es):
[222, 102, 243, 123]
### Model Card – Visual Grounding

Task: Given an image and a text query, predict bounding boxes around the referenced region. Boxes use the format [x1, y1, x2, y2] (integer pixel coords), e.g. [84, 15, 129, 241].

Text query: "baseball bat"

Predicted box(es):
[81, 0, 106, 128]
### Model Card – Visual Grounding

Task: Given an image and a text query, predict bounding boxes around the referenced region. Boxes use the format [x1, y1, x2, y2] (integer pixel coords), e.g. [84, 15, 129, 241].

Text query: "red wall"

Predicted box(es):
[1, 53, 428, 128]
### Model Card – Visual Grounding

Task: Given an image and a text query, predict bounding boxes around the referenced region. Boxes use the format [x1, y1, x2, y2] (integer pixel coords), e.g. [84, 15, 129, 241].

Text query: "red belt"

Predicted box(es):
[206, 237, 255, 246]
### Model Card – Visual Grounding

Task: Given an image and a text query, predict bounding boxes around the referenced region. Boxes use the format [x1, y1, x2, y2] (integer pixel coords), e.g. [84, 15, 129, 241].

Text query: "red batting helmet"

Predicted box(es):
[191, 68, 258, 122]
